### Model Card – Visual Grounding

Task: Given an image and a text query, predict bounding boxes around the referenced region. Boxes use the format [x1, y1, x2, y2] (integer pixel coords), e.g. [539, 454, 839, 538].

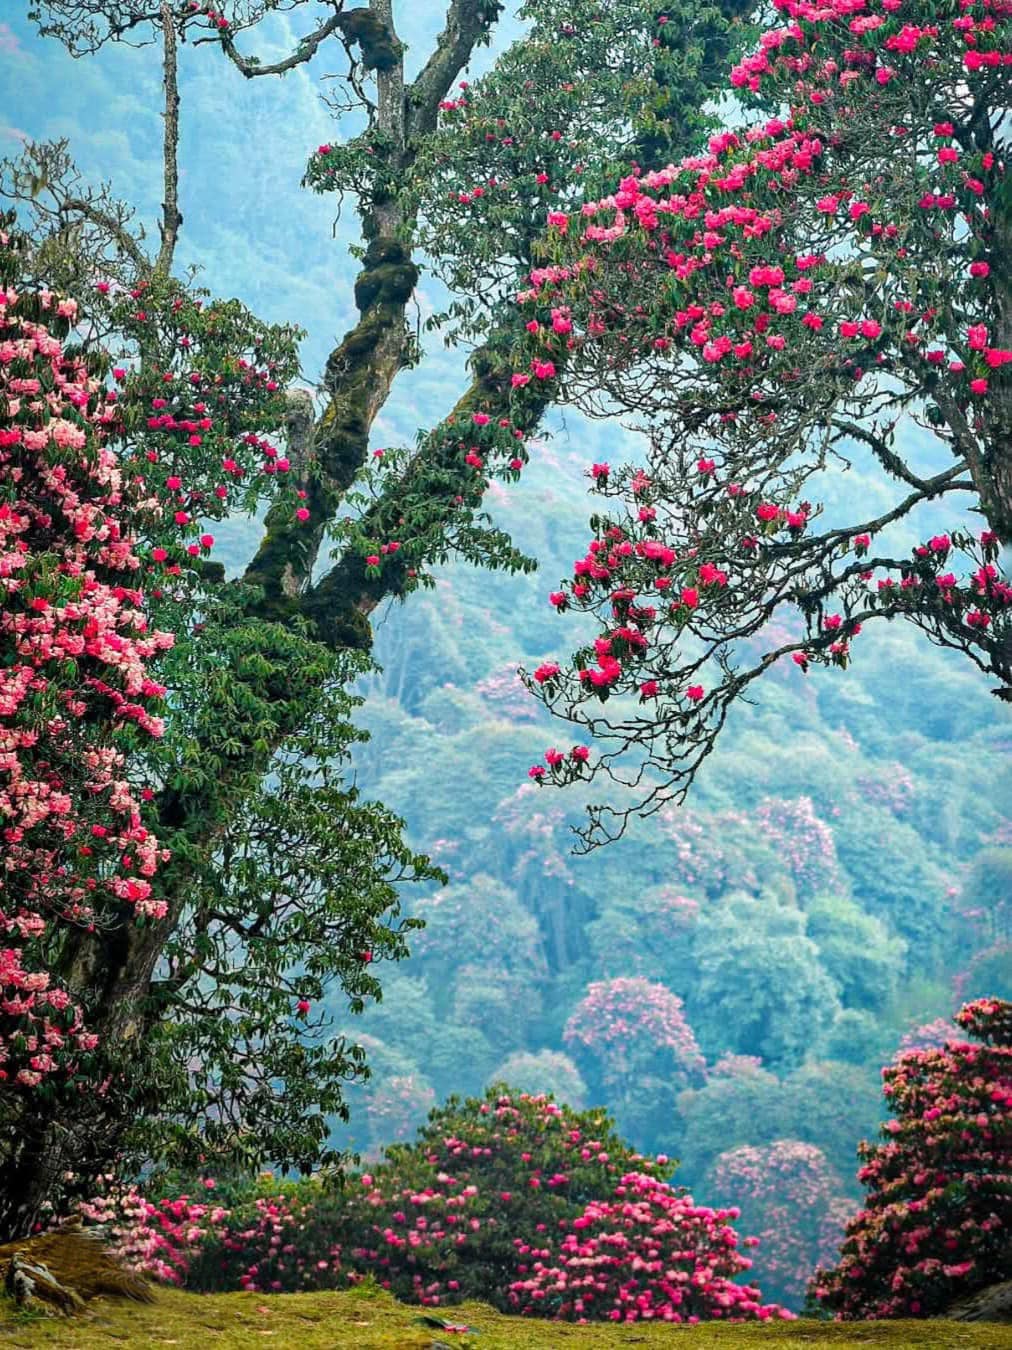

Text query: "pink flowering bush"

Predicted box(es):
[187, 1087, 788, 1320]
[186, 1184, 347, 1294]
[508, 1169, 792, 1324]
[706, 1141, 853, 1307]
[75, 1179, 229, 1286]
[330, 1089, 670, 1310]
[754, 798, 843, 900]
[0, 222, 174, 1094]
[812, 998, 1012, 1318]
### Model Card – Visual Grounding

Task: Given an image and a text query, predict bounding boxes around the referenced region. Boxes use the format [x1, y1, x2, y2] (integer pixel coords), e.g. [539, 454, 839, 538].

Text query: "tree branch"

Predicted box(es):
[155, 0, 182, 276]
[406, 0, 500, 141]
[829, 417, 930, 491]
[60, 196, 148, 274]
[216, 3, 348, 79]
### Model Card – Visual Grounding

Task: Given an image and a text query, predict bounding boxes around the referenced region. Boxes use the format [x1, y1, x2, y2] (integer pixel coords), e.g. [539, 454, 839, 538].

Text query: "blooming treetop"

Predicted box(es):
[564, 976, 706, 1085]
[491, 0, 1012, 843]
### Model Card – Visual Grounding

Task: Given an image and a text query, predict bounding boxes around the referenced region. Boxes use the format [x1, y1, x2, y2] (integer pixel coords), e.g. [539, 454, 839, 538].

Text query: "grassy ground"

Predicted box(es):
[2, 1284, 1012, 1349]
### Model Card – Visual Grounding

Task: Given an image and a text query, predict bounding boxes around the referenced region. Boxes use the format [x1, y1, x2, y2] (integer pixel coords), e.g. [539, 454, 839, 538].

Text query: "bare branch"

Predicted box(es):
[829, 417, 931, 492]
[155, 0, 182, 276]
[215, 3, 347, 79]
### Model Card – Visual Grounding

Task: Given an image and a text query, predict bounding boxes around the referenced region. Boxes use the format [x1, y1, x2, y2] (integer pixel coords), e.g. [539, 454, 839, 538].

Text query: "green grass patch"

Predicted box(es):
[3, 1285, 1012, 1349]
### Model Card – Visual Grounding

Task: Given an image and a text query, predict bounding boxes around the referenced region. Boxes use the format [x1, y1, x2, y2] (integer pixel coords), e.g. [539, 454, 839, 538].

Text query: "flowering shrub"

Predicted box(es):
[0, 224, 174, 1095]
[706, 1141, 853, 1307]
[330, 1090, 672, 1310]
[508, 1169, 792, 1324]
[187, 1184, 348, 1294]
[754, 798, 843, 900]
[75, 1179, 229, 1285]
[197, 1089, 790, 1320]
[812, 998, 1012, 1318]
[198, 1090, 754, 1309]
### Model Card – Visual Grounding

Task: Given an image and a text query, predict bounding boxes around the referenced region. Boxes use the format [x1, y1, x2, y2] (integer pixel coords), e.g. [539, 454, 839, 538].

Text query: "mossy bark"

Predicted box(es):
[302, 330, 557, 644]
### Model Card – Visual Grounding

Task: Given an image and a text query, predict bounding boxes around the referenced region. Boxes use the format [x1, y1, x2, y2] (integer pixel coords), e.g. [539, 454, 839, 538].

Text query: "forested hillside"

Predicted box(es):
[334, 409, 1010, 1302]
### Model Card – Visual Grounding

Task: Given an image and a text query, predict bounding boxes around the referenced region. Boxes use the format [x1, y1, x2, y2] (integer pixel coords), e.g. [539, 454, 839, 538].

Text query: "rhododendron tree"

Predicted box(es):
[515, 0, 1012, 843]
[0, 213, 438, 1238]
[186, 1089, 668, 1298]
[3, 0, 765, 1231]
[0, 231, 175, 1227]
[338, 1089, 676, 1308]
[812, 997, 1012, 1318]
[564, 976, 706, 1090]
[564, 977, 705, 1147]
[706, 1140, 853, 1307]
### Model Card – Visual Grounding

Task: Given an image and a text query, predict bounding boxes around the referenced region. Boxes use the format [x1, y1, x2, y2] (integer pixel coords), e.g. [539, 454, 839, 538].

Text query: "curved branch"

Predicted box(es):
[407, 0, 501, 141]
[59, 196, 148, 273]
[216, 4, 348, 79]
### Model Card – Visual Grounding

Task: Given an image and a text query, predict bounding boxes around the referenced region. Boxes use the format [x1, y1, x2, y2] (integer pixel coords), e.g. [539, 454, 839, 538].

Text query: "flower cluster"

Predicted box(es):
[563, 977, 706, 1086]
[754, 798, 843, 900]
[75, 1179, 229, 1286]
[197, 1187, 346, 1294]
[812, 998, 1012, 1318]
[508, 1169, 792, 1324]
[0, 229, 173, 1090]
